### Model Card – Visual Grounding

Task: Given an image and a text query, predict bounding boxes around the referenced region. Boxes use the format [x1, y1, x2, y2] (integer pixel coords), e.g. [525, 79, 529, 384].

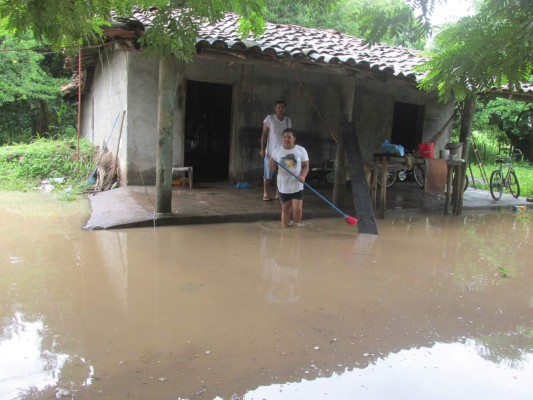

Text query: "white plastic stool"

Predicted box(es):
[172, 166, 193, 190]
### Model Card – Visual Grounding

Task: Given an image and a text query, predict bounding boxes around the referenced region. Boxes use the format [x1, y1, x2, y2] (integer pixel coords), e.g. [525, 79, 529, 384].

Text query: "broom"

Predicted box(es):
[273, 160, 358, 226]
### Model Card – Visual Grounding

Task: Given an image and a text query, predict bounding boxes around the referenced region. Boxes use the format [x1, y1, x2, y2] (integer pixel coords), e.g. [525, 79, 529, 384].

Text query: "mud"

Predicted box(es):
[0, 191, 532, 400]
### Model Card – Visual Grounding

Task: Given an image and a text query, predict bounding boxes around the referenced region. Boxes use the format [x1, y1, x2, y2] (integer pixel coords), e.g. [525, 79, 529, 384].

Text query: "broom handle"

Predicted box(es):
[273, 160, 349, 219]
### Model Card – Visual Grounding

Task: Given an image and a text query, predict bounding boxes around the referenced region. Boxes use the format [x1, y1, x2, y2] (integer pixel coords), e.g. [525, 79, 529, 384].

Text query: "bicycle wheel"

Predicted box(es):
[490, 170, 503, 200]
[377, 171, 396, 187]
[413, 165, 425, 189]
[508, 170, 520, 198]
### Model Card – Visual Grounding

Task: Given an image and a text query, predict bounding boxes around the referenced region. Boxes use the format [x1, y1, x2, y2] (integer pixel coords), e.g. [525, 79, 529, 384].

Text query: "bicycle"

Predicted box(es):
[376, 153, 425, 189]
[489, 149, 521, 200]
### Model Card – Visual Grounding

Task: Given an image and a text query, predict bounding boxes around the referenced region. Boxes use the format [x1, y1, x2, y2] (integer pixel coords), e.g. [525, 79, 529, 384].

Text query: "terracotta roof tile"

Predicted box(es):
[128, 10, 426, 82]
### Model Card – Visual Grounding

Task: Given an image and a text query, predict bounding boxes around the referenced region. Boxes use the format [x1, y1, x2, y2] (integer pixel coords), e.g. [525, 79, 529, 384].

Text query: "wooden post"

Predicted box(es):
[379, 155, 387, 219]
[333, 76, 354, 206]
[452, 94, 476, 215]
[342, 118, 378, 235]
[156, 56, 179, 214]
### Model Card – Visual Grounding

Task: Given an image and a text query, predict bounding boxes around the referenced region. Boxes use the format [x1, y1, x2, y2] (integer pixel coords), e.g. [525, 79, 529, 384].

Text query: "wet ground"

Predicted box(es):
[84, 180, 532, 230]
[1, 191, 532, 400]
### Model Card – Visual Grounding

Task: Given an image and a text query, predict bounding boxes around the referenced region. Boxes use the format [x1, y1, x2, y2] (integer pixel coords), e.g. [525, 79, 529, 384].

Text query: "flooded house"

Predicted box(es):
[67, 10, 454, 188]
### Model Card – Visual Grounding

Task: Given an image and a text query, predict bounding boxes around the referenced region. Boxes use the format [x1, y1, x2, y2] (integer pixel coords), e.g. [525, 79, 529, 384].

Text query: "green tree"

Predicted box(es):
[0, 0, 268, 212]
[0, 0, 267, 59]
[414, 0, 532, 163]
[474, 97, 533, 159]
[416, 0, 532, 102]
[266, 0, 426, 49]
[0, 20, 71, 144]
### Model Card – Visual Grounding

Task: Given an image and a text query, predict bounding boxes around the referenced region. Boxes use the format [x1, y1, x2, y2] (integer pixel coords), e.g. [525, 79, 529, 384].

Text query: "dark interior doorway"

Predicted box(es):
[391, 102, 425, 152]
[184, 80, 232, 181]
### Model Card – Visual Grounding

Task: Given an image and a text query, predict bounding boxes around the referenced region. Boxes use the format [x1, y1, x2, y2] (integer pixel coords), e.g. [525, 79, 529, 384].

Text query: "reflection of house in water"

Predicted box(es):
[260, 232, 301, 304]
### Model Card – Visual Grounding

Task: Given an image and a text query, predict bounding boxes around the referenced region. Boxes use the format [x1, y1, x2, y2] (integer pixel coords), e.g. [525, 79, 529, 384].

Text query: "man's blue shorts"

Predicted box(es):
[264, 157, 276, 180]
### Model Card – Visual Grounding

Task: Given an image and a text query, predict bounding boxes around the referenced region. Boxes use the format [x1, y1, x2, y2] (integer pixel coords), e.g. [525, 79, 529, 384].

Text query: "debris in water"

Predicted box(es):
[55, 388, 72, 399]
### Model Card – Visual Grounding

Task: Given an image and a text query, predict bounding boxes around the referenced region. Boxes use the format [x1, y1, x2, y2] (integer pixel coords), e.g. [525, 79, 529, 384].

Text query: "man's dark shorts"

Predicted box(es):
[279, 190, 304, 203]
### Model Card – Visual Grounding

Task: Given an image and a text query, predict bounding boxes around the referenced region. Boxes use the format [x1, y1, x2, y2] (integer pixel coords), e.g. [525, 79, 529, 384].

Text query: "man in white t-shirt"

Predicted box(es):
[260, 100, 292, 201]
[269, 128, 309, 228]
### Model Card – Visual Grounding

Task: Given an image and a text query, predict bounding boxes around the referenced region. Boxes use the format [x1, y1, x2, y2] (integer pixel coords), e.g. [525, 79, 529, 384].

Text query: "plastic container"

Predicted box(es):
[236, 182, 251, 189]
[445, 142, 463, 159]
[439, 149, 450, 160]
[419, 143, 435, 158]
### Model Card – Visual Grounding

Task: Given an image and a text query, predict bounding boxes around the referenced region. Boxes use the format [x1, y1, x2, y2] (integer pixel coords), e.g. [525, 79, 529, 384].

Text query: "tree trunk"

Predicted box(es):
[459, 94, 476, 161]
[156, 56, 178, 214]
[32, 100, 50, 138]
[342, 117, 378, 235]
[452, 93, 476, 214]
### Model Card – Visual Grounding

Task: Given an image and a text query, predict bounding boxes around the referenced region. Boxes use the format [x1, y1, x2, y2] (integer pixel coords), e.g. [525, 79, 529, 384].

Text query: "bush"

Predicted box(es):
[0, 137, 95, 195]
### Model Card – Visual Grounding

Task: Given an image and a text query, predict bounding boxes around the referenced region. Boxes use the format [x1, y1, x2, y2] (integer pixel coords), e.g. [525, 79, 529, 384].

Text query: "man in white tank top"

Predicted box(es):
[260, 100, 292, 201]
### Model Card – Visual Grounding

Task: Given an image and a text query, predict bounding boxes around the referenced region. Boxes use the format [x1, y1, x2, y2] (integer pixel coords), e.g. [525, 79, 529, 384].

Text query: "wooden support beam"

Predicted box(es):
[451, 94, 476, 215]
[333, 76, 354, 206]
[156, 56, 179, 213]
[341, 118, 378, 235]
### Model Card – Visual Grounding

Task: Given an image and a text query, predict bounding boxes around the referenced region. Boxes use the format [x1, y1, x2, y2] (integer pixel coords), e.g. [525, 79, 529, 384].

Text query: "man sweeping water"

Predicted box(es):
[269, 128, 309, 228]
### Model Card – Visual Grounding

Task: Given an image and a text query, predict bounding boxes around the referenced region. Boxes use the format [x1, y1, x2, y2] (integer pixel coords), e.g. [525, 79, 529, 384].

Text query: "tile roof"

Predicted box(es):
[489, 82, 533, 102]
[104, 10, 532, 102]
[128, 10, 426, 83]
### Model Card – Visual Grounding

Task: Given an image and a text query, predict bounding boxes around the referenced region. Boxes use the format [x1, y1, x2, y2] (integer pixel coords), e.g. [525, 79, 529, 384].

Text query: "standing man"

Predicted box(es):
[260, 100, 292, 201]
[269, 128, 309, 228]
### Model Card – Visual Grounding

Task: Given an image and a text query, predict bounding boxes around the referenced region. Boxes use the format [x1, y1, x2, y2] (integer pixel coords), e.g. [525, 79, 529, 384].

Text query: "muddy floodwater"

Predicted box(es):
[1, 192, 532, 400]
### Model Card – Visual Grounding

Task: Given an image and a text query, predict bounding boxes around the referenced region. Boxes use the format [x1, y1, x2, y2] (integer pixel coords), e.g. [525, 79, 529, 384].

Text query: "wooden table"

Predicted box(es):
[367, 153, 408, 219]
[368, 154, 466, 218]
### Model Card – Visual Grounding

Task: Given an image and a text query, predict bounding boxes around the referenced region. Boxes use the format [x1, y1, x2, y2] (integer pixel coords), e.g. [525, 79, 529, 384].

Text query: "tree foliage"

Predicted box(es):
[0, 21, 63, 105]
[416, 0, 533, 102]
[339, 0, 439, 45]
[0, 19, 74, 144]
[0, 0, 268, 59]
[265, 0, 426, 49]
[474, 97, 533, 157]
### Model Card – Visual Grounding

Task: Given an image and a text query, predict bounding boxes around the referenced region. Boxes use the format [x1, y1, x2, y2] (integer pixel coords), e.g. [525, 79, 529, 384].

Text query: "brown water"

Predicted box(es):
[0, 191, 532, 400]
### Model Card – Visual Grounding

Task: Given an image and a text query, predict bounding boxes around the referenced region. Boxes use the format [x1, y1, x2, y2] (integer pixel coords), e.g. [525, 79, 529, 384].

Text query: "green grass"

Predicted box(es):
[0, 137, 95, 198]
[467, 161, 533, 198]
[463, 131, 533, 198]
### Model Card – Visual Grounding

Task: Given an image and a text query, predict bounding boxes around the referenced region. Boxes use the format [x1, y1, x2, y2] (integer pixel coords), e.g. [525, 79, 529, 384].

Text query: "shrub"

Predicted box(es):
[0, 137, 95, 195]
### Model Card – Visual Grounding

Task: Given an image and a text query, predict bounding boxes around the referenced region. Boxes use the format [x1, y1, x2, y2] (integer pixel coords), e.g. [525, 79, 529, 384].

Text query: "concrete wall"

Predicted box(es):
[124, 52, 159, 184]
[82, 47, 454, 186]
[81, 46, 128, 181]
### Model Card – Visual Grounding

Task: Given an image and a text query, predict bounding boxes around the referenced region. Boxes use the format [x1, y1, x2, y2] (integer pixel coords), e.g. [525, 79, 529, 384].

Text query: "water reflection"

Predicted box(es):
[0, 192, 531, 400]
[0, 313, 92, 399]
[260, 230, 301, 303]
[243, 340, 533, 400]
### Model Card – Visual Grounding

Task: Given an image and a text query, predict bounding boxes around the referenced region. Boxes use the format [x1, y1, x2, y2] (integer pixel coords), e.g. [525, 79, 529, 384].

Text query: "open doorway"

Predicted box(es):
[184, 80, 232, 181]
[391, 101, 425, 152]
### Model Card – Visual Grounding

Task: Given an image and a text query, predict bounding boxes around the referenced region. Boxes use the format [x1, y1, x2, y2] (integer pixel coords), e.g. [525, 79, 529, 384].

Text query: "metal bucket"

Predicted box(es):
[445, 142, 463, 158]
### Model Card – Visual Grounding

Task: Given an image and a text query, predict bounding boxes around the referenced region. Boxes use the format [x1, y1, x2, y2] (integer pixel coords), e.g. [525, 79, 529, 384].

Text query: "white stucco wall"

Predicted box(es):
[81, 45, 128, 183]
[124, 52, 160, 184]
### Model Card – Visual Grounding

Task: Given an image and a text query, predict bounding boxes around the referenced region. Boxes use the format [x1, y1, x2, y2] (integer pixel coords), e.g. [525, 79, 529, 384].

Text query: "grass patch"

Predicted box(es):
[467, 161, 533, 198]
[0, 137, 95, 197]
